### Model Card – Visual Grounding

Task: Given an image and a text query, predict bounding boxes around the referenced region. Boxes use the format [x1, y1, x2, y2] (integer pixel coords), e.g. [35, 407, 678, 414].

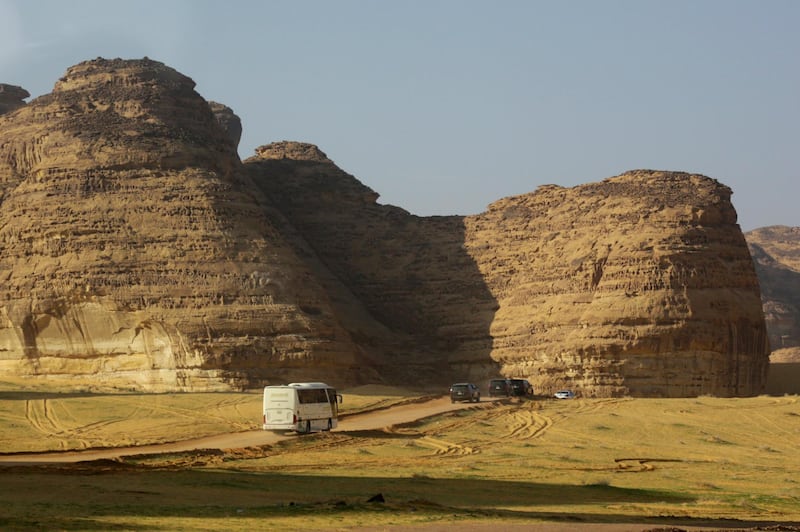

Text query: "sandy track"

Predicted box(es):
[0, 396, 482, 465]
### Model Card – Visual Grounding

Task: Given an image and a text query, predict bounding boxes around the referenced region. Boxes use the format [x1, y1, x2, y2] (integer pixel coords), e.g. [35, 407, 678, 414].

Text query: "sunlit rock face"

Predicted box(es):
[746, 226, 800, 363]
[0, 58, 375, 391]
[462, 171, 769, 397]
[0, 58, 770, 396]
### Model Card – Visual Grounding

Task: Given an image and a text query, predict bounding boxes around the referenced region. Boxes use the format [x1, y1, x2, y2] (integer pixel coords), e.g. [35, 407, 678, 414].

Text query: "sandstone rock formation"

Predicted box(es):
[246, 147, 769, 397]
[0, 84, 29, 115]
[462, 172, 769, 397]
[746, 226, 800, 362]
[0, 58, 378, 391]
[246, 142, 501, 385]
[0, 58, 771, 396]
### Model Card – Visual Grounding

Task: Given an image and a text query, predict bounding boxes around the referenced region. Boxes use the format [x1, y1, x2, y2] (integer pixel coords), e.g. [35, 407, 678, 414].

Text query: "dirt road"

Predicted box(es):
[0, 395, 481, 465]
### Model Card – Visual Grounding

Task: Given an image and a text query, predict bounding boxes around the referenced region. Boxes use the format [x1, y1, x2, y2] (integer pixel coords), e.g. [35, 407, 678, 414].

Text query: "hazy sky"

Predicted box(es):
[1, 0, 797, 231]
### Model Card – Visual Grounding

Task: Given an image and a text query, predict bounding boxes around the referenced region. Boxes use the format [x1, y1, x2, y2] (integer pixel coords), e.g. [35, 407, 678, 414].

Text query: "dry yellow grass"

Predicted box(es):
[238, 396, 800, 523]
[0, 385, 799, 530]
[0, 382, 423, 452]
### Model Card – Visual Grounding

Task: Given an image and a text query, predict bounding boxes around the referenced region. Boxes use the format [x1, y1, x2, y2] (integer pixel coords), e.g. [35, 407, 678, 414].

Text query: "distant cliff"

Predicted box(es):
[0, 58, 771, 396]
[746, 226, 800, 363]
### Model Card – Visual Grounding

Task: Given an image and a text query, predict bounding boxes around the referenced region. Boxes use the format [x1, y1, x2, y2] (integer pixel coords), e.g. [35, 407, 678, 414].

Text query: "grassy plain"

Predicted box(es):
[0, 381, 419, 453]
[0, 381, 799, 530]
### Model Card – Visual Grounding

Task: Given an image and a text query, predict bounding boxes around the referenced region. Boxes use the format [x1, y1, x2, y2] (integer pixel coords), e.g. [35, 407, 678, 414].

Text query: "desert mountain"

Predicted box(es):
[247, 147, 769, 397]
[745, 226, 800, 363]
[0, 58, 380, 391]
[0, 58, 770, 396]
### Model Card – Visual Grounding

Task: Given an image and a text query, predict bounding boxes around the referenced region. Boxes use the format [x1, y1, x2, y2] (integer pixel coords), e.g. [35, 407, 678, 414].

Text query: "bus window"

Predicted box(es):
[298, 388, 328, 404]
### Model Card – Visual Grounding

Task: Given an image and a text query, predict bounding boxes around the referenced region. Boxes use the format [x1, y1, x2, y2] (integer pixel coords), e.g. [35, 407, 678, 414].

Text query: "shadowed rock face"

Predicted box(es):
[746, 226, 800, 363]
[245, 145, 501, 386]
[208, 101, 242, 149]
[0, 84, 29, 115]
[0, 58, 771, 395]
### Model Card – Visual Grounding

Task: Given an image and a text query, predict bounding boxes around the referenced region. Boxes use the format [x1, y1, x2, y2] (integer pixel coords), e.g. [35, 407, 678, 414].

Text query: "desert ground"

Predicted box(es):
[1, 380, 799, 531]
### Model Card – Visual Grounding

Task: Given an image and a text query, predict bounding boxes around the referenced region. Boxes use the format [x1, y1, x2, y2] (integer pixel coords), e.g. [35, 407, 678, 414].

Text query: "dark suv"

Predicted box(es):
[489, 378, 534, 398]
[449, 383, 481, 403]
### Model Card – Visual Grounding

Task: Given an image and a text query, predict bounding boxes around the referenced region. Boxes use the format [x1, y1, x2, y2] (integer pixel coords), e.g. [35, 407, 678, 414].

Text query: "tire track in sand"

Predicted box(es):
[504, 406, 553, 440]
[415, 435, 477, 456]
[25, 399, 99, 450]
[24, 399, 74, 450]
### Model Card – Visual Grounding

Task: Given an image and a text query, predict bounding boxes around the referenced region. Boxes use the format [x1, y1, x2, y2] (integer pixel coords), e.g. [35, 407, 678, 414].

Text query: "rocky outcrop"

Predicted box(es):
[0, 84, 29, 115]
[1, 58, 771, 396]
[255, 141, 333, 163]
[208, 101, 242, 149]
[0, 58, 378, 391]
[247, 146, 769, 397]
[462, 172, 769, 397]
[746, 226, 800, 362]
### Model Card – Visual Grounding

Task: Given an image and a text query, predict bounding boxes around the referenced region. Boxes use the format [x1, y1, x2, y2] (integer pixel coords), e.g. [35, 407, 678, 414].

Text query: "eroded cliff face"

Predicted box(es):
[247, 147, 769, 397]
[1, 58, 770, 396]
[464, 172, 769, 397]
[0, 59, 375, 391]
[746, 226, 800, 362]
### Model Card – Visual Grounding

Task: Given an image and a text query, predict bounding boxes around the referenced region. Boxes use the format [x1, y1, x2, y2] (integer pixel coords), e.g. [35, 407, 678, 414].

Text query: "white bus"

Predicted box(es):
[262, 382, 342, 433]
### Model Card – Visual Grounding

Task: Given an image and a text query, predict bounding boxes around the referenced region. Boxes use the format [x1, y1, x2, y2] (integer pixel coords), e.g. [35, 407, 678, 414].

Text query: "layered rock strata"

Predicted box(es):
[246, 142, 502, 385]
[1, 58, 771, 396]
[247, 148, 769, 397]
[0, 59, 375, 391]
[463, 172, 769, 397]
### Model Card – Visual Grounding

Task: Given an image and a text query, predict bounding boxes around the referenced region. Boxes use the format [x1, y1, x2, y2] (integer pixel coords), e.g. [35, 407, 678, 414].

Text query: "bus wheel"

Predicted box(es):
[326, 418, 332, 431]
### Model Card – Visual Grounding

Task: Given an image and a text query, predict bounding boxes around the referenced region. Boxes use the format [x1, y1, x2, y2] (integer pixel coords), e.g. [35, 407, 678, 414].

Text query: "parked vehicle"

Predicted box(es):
[489, 378, 534, 398]
[554, 390, 575, 399]
[489, 379, 510, 397]
[262, 382, 342, 433]
[450, 383, 481, 403]
[508, 379, 534, 397]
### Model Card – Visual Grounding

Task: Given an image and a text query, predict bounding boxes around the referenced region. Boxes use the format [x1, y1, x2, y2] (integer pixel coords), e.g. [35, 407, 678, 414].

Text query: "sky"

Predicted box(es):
[1, 0, 797, 231]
